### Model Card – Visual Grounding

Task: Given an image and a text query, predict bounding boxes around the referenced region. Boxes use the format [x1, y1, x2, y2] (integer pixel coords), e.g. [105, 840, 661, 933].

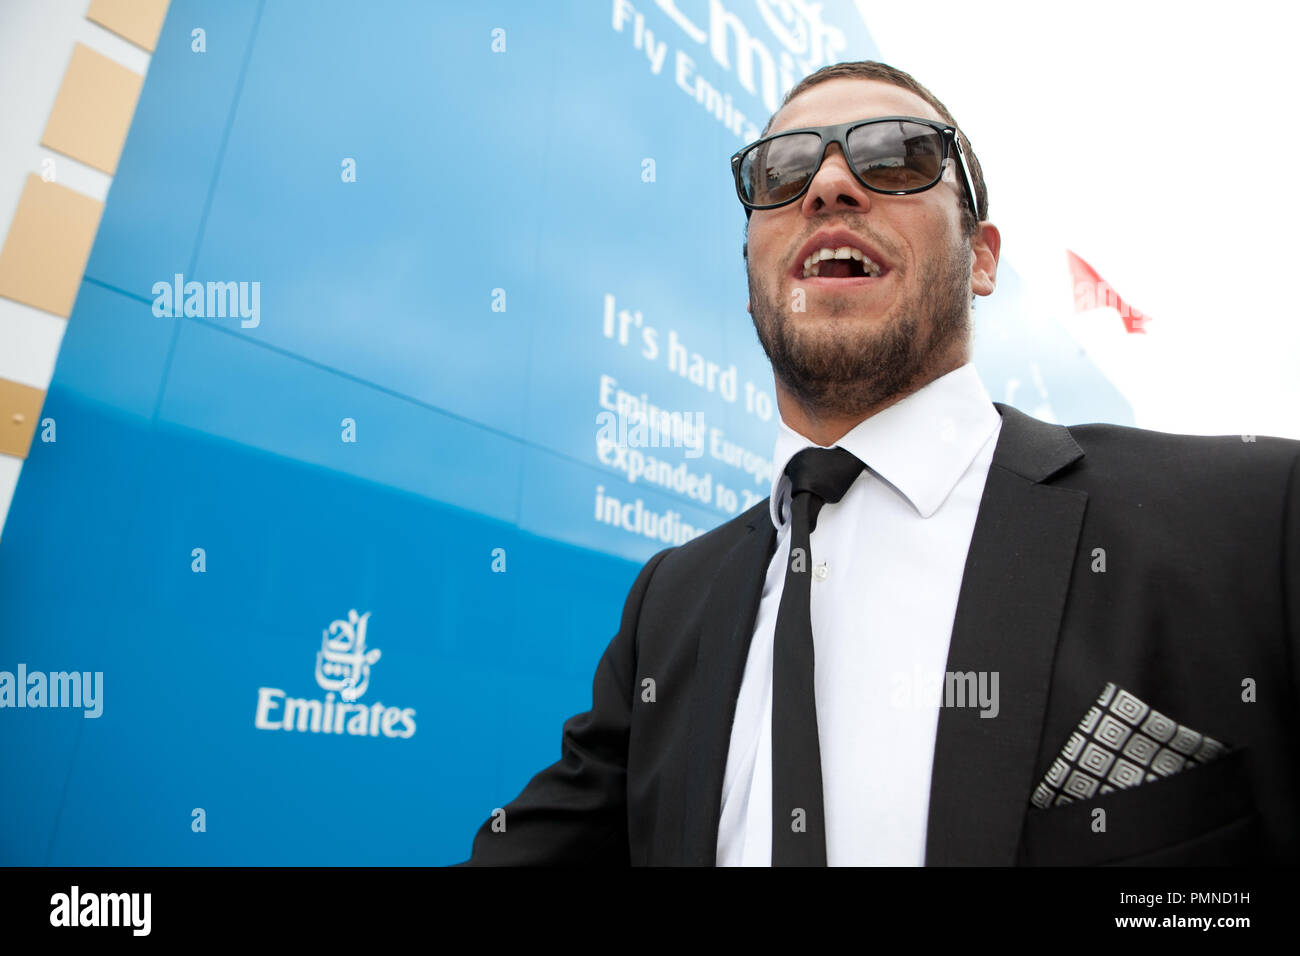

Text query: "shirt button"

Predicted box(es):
[813, 562, 829, 581]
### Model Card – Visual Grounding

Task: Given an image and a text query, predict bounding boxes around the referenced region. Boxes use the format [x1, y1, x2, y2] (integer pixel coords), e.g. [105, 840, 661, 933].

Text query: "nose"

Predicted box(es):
[799, 142, 873, 217]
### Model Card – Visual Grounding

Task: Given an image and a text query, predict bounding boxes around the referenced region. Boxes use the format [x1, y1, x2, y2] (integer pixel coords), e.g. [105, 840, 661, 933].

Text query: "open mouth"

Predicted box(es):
[800, 246, 884, 279]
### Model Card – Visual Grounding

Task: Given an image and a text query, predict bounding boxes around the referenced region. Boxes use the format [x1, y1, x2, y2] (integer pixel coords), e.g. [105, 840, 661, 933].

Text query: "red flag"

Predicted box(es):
[1066, 250, 1151, 334]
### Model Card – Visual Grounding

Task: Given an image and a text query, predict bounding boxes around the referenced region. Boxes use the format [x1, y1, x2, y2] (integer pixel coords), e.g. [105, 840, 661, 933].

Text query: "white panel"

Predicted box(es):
[0, 297, 67, 389]
[0, 453, 22, 540]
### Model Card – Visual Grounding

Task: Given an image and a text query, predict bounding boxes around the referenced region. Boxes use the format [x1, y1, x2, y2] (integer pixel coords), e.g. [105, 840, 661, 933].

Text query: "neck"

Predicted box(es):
[776, 353, 967, 447]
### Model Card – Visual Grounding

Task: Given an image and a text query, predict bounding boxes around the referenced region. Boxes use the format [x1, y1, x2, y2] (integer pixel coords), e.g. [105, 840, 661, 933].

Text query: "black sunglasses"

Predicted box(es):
[730, 115, 979, 223]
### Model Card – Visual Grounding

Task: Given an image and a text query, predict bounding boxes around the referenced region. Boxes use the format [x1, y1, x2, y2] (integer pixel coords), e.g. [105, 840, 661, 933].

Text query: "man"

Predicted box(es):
[461, 61, 1299, 866]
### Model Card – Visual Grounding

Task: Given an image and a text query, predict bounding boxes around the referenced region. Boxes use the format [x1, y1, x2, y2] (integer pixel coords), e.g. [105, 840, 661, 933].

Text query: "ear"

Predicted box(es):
[970, 222, 1000, 297]
[746, 297, 752, 315]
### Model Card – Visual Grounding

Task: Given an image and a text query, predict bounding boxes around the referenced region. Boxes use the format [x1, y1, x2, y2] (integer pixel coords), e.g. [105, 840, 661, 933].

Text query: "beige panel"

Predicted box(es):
[0, 377, 45, 459]
[40, 42, 144, 175]
[86, 0, 171, 53]
[0, 174, 104, 318]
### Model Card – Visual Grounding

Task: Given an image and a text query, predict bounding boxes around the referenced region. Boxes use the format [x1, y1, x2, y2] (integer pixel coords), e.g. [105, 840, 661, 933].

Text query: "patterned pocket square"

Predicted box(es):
[1031, 682, 1229, 809]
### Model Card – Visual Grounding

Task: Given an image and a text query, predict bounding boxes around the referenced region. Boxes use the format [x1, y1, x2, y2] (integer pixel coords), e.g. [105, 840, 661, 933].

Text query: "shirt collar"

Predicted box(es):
[767, 362, 1001, 529]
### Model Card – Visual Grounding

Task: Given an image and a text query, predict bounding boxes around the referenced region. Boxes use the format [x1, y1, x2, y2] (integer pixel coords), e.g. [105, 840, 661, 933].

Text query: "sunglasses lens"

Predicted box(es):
[847, 120, 945, 191]
[739, 132, 821, 206]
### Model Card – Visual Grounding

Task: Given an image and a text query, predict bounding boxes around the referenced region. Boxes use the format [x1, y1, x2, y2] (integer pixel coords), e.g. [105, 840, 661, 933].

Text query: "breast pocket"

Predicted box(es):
[1017, 747, 1263, 866]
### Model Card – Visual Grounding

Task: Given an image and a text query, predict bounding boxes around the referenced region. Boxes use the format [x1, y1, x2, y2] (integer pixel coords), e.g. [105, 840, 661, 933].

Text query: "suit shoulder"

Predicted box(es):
[1060, 416, 1294, 468]
[645, 497, 771, 574]
[679, 496, 771, 555]
[1060, 418, 1300, 489]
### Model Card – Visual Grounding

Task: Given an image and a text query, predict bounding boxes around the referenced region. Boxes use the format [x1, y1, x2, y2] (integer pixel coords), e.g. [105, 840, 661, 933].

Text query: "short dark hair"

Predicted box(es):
[742, 60, 989, 255]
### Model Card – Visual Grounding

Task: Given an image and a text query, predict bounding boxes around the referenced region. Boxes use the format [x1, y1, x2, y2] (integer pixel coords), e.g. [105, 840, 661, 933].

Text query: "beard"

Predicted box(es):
[748, 231, 973, 421]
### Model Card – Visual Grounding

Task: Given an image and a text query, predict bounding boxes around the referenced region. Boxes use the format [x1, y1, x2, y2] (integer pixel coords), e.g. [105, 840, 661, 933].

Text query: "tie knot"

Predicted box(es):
[785, 446, 865, 506]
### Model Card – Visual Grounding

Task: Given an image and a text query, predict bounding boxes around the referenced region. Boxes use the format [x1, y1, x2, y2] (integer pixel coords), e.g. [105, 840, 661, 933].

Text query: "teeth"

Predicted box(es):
[800, 245, 882, 279]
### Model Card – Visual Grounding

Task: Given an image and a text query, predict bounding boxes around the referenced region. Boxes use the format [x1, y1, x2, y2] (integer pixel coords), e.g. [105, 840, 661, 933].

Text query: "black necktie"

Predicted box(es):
[772, 445, 866, 866]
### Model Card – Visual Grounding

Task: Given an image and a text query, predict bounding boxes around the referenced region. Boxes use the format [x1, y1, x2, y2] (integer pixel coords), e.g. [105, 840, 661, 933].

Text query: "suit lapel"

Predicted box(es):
[680, 508, 776, 865]
[924, 402, 1087, 864]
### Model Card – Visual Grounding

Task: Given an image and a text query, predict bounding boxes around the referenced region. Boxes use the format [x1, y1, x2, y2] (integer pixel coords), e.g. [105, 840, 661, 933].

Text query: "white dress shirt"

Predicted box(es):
[715, 362, 1003, 866]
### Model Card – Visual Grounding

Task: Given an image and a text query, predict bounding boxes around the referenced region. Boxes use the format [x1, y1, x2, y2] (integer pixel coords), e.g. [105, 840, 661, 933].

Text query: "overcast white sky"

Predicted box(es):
[856, 0, 1300, 438]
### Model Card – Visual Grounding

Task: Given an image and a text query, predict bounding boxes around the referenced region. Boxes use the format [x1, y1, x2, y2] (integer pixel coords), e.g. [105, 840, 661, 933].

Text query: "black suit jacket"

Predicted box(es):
[463, 402, 1300, 865]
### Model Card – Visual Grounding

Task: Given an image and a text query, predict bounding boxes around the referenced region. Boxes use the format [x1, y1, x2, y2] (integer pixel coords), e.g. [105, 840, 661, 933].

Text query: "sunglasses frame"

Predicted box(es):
[730, 115, 979, 223]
